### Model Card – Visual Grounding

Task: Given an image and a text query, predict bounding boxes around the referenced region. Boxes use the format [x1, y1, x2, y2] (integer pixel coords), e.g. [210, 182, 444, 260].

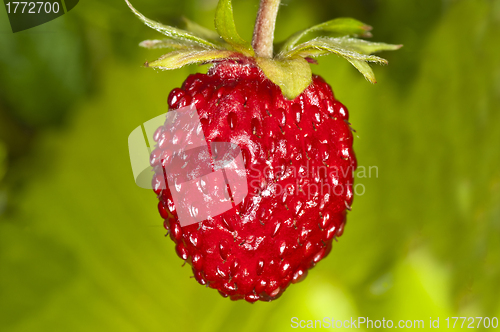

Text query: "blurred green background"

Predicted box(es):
[1, 0, 499, 331]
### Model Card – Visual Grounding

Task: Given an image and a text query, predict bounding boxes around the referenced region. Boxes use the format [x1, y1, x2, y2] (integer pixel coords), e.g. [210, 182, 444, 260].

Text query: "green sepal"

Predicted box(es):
[332, 37, 403, 55]
[280, 37, 402, 84]
[125, 0, 220, 49]
[145, 50, 243, 70]
[126, 0, 402, 97]
[182, 17, 224, 45]
[139, 39, 209, 50]
[280, 18, 373, 53]
[215, 0, 254, 56]
[281, 37, 391, 63]
[346, 59, 377, 83]
[256, 57, 312, 100]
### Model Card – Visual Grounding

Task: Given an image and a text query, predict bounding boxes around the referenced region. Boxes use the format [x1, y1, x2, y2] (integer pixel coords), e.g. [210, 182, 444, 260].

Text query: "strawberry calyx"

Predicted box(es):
[125, 0, 402, 100]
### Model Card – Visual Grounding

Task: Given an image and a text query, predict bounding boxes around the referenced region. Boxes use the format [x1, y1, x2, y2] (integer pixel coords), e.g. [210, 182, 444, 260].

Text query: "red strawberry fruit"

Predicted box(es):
[127, 0, 400, 302]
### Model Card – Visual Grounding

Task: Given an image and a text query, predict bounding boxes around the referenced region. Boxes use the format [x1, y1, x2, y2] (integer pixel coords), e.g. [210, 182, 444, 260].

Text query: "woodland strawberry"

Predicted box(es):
[127, 0, 400, 302]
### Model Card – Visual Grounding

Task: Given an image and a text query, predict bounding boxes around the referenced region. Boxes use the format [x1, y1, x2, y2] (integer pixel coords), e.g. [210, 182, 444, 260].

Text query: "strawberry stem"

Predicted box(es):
[252, 0, 281, 58]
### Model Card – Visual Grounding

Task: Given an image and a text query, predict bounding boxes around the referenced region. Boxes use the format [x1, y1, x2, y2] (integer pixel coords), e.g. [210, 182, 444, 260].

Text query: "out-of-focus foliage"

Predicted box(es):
[0, 8, 88, 126]
[1, 0, 499, 331]
[0, 141, 6, 181]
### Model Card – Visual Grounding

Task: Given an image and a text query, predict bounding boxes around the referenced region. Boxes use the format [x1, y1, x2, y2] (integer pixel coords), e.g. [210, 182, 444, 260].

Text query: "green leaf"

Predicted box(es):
[146, 50, 242, 70]
[280, 18, 373, 53]
[215, 0, 254, 56]
[125, 0, 219, 49]
[256, 57, 312, 100]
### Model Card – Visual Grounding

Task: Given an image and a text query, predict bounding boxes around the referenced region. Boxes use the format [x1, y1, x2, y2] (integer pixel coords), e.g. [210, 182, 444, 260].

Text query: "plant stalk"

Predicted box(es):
[252, 0, 281, 58]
